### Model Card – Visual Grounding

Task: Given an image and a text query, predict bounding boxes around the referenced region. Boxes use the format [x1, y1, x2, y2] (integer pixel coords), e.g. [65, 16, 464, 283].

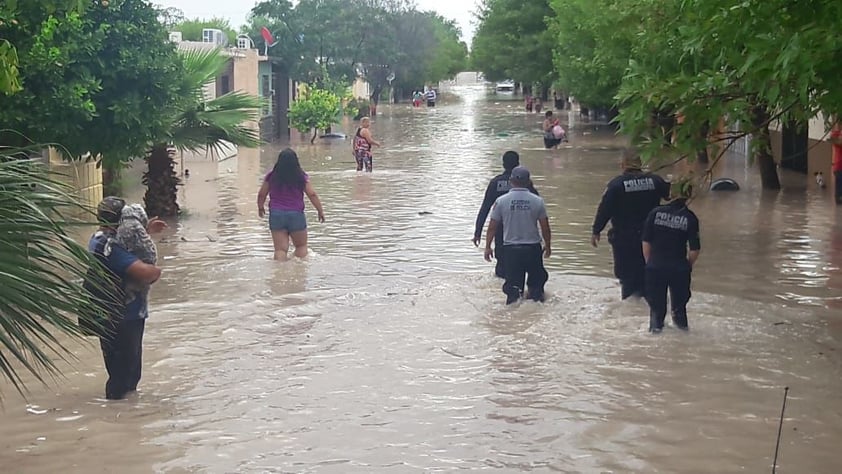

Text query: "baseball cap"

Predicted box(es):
[510, 166, 530, 182]
[96, 196, 126, 225]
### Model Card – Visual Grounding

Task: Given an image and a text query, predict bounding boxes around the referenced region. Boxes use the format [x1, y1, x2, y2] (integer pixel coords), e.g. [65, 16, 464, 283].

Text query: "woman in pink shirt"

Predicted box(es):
[257, 148, 326, 261]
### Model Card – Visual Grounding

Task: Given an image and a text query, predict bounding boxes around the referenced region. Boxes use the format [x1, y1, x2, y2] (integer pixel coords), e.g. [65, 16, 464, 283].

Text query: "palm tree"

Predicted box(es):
[143, 48, 262, 218]
[0, 153, 105, 397]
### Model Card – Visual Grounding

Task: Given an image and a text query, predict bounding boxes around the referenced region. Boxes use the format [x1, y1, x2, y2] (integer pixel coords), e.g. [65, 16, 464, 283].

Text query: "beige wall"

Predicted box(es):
[352, 77, 370, 100]
[231, 49, 260, 135]
[177, 42, 262, 161]
[769, 131, 833, 179]
[45, 148, 103, 212]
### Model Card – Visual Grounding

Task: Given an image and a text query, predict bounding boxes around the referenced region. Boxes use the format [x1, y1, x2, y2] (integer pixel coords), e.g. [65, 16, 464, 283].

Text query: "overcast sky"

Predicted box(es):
[158, 0, 479, 43]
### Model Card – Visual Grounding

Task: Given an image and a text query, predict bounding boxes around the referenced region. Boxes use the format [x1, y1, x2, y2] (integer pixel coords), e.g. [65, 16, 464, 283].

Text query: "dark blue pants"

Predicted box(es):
[100, 318, 145, 400]
[608, 228, 645, 299]
[645, 265, 692, 331]
[494, 224, 506, 278]
[502, 244, 549, 304]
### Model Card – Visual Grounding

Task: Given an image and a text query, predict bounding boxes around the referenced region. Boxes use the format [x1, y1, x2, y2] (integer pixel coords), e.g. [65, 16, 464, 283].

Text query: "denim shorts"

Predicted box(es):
[269, 210, 307, 232]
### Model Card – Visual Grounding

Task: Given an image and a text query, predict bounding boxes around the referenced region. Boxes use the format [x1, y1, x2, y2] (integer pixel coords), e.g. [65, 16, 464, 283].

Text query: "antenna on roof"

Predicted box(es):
[260, 27, 279, 56]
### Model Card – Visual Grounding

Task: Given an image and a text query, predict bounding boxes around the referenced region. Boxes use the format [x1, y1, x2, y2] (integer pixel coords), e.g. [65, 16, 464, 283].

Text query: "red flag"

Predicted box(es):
[260, 27, 274, 45]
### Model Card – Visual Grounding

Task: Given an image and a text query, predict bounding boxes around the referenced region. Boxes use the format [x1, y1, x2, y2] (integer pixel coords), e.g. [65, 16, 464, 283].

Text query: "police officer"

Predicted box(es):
[473, 151, 539, 278]
[591, 149, 670, 299]
[484, 166, 551, 304]
[641, 178, 701, 333]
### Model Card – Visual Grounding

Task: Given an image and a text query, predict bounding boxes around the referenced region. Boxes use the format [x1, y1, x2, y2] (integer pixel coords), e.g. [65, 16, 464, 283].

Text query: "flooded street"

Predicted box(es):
[3, 85, 842, 473]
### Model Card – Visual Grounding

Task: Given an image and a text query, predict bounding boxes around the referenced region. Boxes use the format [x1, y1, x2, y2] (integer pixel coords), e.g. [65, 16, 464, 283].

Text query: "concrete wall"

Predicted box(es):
[46, 148, 102, 212]
[230, 48, 261, 136]
[352, 78, 370, 99]
[177, 42, 263, 158]
[770, 111, 834, 179]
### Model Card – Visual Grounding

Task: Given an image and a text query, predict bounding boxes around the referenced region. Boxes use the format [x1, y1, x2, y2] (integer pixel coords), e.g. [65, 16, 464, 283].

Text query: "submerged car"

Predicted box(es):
[495, 80, 515, 92]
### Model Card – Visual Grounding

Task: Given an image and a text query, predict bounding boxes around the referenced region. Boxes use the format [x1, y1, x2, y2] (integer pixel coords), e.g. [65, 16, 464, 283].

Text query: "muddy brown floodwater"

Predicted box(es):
[2, 84, 842, 473]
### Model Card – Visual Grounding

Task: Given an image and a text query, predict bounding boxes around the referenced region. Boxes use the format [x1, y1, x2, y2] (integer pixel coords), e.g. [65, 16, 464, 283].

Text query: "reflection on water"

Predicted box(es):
[2, 85, 842, 473]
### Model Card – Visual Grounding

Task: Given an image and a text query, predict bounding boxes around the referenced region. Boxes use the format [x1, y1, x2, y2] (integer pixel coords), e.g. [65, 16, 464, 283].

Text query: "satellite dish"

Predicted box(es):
[260, 27, 279, 56]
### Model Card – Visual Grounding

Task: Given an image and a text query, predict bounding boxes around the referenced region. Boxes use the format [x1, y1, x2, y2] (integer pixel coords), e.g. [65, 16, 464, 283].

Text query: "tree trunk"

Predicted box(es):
[310, 129, 317, 143]
[540, 86, 549, 102]
[750, 104, 781, 190]
[143, 143, 180, 218]
[102, 164, 122, 196]
[697, 120, 710, 164]
[369, 84, 383, 116]
[655, 109, 676, 146]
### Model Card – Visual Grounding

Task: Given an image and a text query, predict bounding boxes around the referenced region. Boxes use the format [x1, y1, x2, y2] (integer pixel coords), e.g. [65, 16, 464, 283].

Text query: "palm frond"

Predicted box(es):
[164, 48, 263, 155]
[0, 157, 105, 397]
[171, 90, 262, 154]
[176, 47, 231, 103]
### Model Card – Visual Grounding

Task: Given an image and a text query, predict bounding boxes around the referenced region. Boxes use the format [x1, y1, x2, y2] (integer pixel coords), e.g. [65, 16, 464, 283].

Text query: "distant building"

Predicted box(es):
[173, 29, 293, 145]
[769, 112, 835, 180]
[352, 77, 370, 100]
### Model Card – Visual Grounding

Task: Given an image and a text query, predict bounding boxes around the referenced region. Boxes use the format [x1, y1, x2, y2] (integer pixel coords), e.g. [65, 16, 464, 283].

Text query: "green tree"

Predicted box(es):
[0, 0, 185, 191]
[158, 6, 185, 29]
[249, 0, 366, 84]
[423, 13, 468, 85]
[288, 87, 341, 143]
[471, 0, 556, 97]
[615, 0, 842, 189]
[172, 17, 238, 45]
[548, 0, 636, 110]
[144, 48, 262, 218]
[0, 0, 87, 94]
[248, 0, 465, 107]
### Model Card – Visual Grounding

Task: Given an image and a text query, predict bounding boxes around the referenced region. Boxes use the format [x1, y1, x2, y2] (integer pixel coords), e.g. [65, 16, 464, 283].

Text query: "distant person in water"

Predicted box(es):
[425, 88, 437, 107]
[525, 94, 534, 113]
[534, 98, 543, 114]
[353, 117, 381, 172]
[412, 91, 423, 108]
[831, 119, 842, 204]
[257, 148, 326, 261]
[542, 111, 565, 149]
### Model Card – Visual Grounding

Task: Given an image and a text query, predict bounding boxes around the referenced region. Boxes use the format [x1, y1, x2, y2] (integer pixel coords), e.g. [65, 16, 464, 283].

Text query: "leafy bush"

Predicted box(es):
[287, 88, 341, 143]
[346, 98, 371, 120]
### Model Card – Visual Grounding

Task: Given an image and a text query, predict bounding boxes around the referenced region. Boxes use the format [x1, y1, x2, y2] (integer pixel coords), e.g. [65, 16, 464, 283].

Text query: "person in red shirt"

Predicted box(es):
[831, 120, 842, 204]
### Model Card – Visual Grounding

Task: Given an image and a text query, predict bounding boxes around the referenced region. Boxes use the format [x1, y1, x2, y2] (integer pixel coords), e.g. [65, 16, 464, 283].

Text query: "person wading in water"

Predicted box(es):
[83, 197, 166, 400]
[642, 176, 701, 333]
[591, 149, 670, 300]
[353, 117, 381, 172]
[258, 148, 326, 261]
[484, 166, 552, 304]
[473, 151, 539, 278]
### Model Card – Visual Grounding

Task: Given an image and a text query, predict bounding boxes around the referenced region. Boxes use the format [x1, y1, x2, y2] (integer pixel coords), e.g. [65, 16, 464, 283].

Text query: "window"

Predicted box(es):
[220, 76, 230, 95]
[202, 29, 214, 43]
